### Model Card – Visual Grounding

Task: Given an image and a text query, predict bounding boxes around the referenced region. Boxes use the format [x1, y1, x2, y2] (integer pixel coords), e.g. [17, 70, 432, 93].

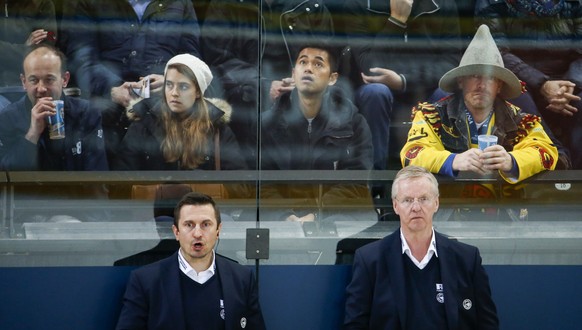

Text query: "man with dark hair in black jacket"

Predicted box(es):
[260, 44, 376, 223]
[202, 0, 336, 169]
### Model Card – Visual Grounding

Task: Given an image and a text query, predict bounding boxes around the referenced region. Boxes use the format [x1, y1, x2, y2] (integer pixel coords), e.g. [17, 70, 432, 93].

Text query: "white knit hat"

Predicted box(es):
[164, 54, 213, 95]
[439, 24, 522, 99]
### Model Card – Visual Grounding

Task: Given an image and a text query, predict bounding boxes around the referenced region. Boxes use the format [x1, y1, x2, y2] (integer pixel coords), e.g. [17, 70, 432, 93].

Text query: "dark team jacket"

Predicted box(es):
[0, 95, 108, 171]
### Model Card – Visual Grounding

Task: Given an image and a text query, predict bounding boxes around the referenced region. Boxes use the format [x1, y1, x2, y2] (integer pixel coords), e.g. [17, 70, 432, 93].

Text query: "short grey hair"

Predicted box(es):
[391, 166, 439, 199]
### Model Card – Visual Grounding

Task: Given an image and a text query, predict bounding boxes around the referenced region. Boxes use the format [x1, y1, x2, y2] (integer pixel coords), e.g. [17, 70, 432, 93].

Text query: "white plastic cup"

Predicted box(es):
[478, 134, 497, 150]
[48, 100, 65, 139]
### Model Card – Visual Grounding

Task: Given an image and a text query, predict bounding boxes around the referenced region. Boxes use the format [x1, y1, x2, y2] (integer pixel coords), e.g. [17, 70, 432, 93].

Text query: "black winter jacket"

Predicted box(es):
[113, 98, 245, 171]
[259, 87, 374, 221]
[261, 87, 373, 171]
[0, 95, 108, 171]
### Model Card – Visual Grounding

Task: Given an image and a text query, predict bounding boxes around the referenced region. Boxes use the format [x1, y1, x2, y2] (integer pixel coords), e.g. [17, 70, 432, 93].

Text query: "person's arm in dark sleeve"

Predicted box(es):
[471, 248, 500, 329]
[244, 269, 266, 330]
[116, 271, 149, 330]
[344, 249, 373, 329]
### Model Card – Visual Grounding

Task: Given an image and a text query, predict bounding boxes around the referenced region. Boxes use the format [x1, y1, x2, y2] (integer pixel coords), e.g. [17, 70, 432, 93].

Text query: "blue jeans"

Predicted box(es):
[355, 83, 392, 170]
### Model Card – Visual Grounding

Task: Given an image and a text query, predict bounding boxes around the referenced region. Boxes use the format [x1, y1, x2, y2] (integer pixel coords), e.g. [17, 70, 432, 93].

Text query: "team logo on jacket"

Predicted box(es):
[404, 146, 424, 166]
[220, 299, 225, 320]
[72, 141, 82, 156]
[436, 292, 445, 303]
[405, 146, 423, 160]
[537, 147, 554, 169]
[240, 317, 247, 328]
[463, 299, 472, 310]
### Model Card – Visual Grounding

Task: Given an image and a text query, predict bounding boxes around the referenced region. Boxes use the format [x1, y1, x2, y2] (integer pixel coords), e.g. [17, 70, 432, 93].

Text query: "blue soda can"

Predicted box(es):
[48, 100, 65, 139]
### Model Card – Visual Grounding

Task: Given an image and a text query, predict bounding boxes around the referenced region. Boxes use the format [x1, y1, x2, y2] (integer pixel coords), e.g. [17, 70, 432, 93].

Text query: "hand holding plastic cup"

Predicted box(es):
[47, 100, 65, 139]
[478, 134, 497, 150]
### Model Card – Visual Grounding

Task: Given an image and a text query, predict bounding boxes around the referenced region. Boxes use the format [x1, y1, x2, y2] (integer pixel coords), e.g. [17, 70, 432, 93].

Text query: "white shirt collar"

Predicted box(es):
[400, 227, 438, 270]
[177, 249, 216, 284]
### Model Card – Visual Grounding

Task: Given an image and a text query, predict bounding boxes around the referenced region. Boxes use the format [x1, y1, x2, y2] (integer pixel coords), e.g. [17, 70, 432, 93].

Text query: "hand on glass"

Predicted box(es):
[453, 145, 512, 175]
[479, 144, 513, 172]
[26, 97, 55, 143]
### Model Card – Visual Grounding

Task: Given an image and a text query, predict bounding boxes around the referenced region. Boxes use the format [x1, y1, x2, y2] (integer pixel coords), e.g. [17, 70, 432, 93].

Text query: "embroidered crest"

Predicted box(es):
[537, 147, 555, 170]
[405, 146, 424, 160]
[403, 145, 424, 167]
[436, 293, 445, 304]
[463, 299, 472, 310]
[72, 141, 82, 156]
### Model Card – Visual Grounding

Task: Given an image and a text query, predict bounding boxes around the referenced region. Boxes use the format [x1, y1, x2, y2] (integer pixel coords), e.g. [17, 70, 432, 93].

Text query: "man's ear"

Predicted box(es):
[20, 73, 26, 89]
[62, 71, 70, 88]
[172, 224, 179, 241]
[328, 72, 339, 86]
[392, 199, 400, 216]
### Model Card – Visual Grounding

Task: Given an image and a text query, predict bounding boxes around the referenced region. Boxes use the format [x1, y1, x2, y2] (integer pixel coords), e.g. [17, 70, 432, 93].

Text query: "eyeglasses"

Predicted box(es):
[395, 196, 435, 208]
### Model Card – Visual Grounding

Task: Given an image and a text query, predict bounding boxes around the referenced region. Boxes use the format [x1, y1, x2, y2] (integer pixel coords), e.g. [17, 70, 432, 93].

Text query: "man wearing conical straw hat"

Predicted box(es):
[400, 24, 558, 183]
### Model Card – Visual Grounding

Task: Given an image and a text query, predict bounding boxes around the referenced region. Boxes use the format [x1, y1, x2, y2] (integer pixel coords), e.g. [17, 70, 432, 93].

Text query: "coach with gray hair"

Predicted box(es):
[344, 165, 499, 329]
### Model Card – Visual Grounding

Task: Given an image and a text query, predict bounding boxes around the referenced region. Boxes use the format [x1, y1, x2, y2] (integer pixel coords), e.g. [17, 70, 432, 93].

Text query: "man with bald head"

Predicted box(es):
[0, 44, 107, 170]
